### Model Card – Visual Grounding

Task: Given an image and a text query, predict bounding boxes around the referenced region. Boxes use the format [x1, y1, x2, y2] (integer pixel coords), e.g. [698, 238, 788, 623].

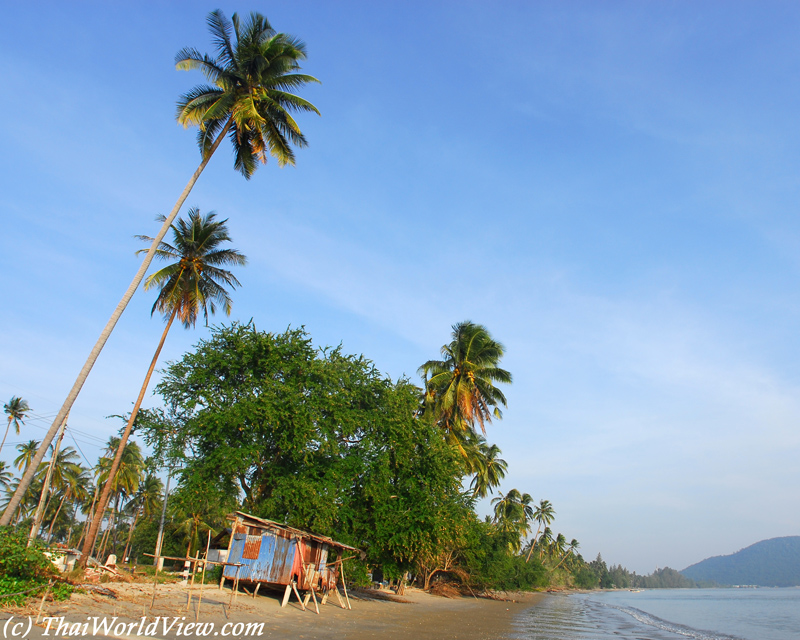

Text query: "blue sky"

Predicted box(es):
[2, 1, 799, 573]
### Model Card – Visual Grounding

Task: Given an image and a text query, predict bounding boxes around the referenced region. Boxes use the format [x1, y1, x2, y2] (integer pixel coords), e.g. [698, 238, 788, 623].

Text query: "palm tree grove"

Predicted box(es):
[0, 7, 681, 612]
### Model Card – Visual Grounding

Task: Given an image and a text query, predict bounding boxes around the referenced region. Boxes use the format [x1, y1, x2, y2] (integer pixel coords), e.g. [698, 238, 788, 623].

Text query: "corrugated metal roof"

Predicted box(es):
[228, 511, 361, 554]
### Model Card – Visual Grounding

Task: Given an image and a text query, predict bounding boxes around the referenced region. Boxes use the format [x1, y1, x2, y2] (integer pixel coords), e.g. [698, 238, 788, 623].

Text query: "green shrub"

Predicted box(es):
[0, 527, 73, 606]
[573, 566, 599, 589]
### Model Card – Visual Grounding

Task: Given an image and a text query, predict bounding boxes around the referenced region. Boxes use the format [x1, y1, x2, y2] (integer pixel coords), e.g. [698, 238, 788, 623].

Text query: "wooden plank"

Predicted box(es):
[186, 551, 199, 612]
[196, 531, 211, 621]
[291, 582, 305, 611]
[340, 562, 351, 610]
[334, 586, 345, 609]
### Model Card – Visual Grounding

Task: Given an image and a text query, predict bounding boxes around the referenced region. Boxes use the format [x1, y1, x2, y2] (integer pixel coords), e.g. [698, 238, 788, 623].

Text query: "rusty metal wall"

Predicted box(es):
[296, 538, 329, 590]
[223, 531, 300, 586]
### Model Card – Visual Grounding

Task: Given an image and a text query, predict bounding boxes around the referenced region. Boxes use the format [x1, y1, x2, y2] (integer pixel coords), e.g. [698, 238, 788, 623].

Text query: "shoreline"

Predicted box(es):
[6, 582, 547, 640]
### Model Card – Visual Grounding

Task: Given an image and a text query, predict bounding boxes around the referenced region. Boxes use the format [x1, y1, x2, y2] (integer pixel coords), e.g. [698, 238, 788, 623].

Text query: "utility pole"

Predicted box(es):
[28, 412, 69, 547]
[152, 468, 172, 570]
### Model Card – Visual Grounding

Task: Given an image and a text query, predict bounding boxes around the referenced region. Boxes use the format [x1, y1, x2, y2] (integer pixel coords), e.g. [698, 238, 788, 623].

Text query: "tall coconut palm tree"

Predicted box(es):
[553, 538, 580, 571]
[491, 488, 534, 553]
[1, 397, 30, 457]
[14, 440, 39, 472]
[80, 210, 246, 566]
[121, 473, 164, 562]
[0, 461, 11, 491]
[526, 499, 555, 562]
[2, 9, 318, 527]
[53, 465, 92, 546]
[45, 463, 91, 543]
[92, 439, 146, 560]
[536, 526, 554, 560]
[551, 532, 567, 561]
[419, 321, 511, 438]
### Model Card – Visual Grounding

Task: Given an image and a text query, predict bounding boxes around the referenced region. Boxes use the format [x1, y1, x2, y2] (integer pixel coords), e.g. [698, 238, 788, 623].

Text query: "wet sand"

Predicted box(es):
[6, 582, 545, 640]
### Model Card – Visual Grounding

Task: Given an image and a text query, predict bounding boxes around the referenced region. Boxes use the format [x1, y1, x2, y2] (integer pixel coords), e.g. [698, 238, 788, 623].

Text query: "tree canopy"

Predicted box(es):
[146, 323, 470, 575]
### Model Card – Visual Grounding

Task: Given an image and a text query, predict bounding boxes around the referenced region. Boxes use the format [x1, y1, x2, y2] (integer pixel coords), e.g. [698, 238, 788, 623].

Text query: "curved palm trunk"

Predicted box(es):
[47, 489, 71, 543]
[0, 120, 232, 528]
[77, 484, 100, 550]
[122, 506, 141, 565]
[98, 504, 115, 562]
[525, 526, 542, 563]
[79, 308, 178, 567]
[0, 418, 12, 457]
[553, 552, 571, 572]
[66, 501, 81, 548]
[27, 417, 67, 546]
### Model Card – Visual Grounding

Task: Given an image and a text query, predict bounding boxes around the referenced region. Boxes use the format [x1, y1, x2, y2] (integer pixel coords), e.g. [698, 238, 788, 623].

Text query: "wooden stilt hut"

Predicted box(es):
[221, 511, 361, 612]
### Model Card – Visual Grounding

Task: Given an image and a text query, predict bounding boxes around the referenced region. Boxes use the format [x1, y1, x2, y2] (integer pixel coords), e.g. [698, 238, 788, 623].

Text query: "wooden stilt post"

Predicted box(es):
[220, 516, 239, 590]
[291, 581, 305, 611]
[228, 565, 241, 609]
[334, 585, 346, 609]
[253, 583, 261, 599]
[150, 554, 161, 612]
[35, 580, 53, 625]
[310, 588, 320, 615]
[281, 584, 292, 608]
[186, 552, 199, 612]
[340, 562, 351, 610]
[196, 532, 211, 621]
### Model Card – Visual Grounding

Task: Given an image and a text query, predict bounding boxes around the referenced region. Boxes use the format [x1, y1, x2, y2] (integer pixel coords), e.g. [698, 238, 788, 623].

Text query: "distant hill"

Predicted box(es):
[681, 536, 800, 587]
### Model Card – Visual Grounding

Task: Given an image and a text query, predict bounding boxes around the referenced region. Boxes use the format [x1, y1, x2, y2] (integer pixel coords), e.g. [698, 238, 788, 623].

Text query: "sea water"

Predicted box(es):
[512, 588, 800, 640]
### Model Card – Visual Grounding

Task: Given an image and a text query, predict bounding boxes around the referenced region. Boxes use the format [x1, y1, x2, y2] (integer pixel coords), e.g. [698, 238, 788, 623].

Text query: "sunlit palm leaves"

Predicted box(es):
[81, 211, 245, 563]
[125, 473, 163, 521]
[0, 462, 11, 491]
[526, 499, 555, 562]
[491, 488, 534, 553]
[464, 434, 508, 498]
[1, 396, 30, 456]
[419, 321, 512, 437]
[137, 208, 247, 328]
[14, 440, 39, 472]
[176, 10, 320, 177]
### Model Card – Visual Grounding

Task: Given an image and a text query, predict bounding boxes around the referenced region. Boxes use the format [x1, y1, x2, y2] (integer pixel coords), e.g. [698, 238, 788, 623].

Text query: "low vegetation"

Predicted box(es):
[0, 527, 73, 606]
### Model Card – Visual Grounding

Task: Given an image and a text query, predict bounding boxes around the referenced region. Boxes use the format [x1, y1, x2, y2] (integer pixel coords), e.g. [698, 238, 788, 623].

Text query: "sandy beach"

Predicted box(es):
[5, 582, 545, 640]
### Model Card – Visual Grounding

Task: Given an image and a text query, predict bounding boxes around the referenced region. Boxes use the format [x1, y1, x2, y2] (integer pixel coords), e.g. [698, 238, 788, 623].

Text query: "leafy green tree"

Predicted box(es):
[589, 553, 610, 588]
[459, 517, 548, 591]
[148, 323, 470, 580]
[81, 209, 245, 567]
[1, 396, 30, 457]
[170, 472, 234, 559]
[1, 9, 318, 528]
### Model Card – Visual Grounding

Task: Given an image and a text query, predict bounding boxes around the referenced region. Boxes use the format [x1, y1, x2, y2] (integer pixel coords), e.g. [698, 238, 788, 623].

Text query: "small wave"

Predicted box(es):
[606, 602, 744, 640]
